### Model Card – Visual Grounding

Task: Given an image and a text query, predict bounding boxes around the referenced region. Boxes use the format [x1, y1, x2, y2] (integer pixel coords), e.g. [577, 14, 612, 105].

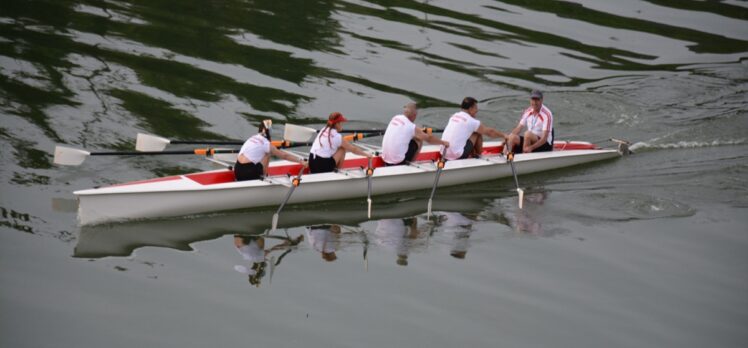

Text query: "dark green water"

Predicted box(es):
[1, 1, 747, 347]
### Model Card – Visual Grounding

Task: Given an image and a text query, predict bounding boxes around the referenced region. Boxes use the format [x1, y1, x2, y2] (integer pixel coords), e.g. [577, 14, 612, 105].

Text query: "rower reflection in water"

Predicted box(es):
[305, 224, 341, 262]
[374, 217, 423, 266]
[233, 233, 303, 287]
[434, 212, 475, 260]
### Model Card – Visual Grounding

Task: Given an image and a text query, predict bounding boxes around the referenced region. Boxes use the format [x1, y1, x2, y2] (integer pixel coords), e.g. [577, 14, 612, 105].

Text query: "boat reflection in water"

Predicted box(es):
[74, 186, 494, 258]
[74, 186, 556, 276]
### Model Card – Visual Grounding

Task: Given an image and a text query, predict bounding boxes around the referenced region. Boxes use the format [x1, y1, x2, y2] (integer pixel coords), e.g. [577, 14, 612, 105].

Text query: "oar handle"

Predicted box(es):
[169, 140, 310, 149]
[271, 140, 312, 148]
[344, 128, 444, 134]
[422, 127, 445, 135]
[343, 132, 384, 142]
[170, 140, 243, 146]
[89, 148, 236, 156]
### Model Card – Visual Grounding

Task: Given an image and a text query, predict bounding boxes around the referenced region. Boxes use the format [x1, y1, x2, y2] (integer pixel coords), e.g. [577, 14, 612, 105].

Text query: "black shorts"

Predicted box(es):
[386, 139, 419, 166]
[234, 162, 264, 181]
[309, 154, 337, 173]
[458, 140, 474, 159]
[512, 136, 553, 153]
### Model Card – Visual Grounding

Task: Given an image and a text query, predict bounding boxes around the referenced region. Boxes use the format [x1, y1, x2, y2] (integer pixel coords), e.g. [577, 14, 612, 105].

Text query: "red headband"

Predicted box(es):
[328, 112, 347, 125]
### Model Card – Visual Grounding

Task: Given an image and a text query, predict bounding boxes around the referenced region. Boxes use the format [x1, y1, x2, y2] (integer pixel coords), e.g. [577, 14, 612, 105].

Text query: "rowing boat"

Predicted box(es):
[74, 141, 622, 225]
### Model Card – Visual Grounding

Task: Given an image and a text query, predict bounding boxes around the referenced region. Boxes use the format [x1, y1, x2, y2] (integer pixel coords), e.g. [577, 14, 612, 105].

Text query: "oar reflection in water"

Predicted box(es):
[233, 233, 303, 287]
[512, 191, 548, 236]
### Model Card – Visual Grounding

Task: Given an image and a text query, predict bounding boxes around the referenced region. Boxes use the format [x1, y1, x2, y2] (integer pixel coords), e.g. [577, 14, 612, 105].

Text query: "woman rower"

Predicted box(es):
[234, 120, 307, 181]
[308, 112, 372, 173]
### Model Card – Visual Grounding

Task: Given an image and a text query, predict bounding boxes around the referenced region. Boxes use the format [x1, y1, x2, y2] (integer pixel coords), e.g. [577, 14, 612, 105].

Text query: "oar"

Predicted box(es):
[284, 123, 387, 143]
[363, 237, 369, 272]
[426, 148, 448, 218]
[53, 146, 238, 166]
[270, 167, 304, 233]
[346, 127, 445, 134]
[366, 156, 374, 219]
[506, 152, 524, 209]
[136, 133, 311, 152]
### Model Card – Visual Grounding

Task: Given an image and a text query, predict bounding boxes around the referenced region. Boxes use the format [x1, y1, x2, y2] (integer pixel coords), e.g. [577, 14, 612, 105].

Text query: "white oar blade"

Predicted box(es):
[367, 198, 372, 219]
[517, 188, 524, 209]
[53, 146, 90, 166]
[271, 213, 279, 232]
[136, 133, 171, 152]
[427, 199, 433, 217]
[284, 124, 318, 143]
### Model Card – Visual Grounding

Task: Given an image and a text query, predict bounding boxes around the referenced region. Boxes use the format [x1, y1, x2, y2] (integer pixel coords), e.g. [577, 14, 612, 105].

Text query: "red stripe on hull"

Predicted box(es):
[115, 143, 600, 187]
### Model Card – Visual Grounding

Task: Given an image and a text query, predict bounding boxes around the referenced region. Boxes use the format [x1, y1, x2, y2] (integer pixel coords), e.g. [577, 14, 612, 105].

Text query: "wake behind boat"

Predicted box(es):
[72, 141, 624, 225]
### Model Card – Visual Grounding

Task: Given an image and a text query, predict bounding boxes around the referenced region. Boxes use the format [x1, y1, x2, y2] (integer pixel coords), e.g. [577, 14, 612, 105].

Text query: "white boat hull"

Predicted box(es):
[75, 142, 620, 225]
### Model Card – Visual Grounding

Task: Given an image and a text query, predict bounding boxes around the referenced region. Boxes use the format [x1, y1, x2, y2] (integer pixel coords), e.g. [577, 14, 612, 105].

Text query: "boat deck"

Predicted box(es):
[109, 141, 597, 188]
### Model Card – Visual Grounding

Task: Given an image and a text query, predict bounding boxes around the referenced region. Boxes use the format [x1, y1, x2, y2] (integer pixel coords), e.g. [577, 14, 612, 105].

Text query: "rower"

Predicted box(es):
[308, 112, 372, 174]
[306, 224, 341, 262]
[381, 102, 449, 166]
[505, 90, 554, 154]
[235, 120, 308, 181]
[440, 97, 507, 160]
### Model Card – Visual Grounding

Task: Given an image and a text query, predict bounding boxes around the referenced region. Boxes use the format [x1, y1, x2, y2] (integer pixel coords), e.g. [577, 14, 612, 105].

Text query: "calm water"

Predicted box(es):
[1, 0, 747, 347]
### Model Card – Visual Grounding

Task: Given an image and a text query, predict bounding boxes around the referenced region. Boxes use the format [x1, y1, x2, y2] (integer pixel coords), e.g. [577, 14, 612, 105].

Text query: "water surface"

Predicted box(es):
[1, 1, 747, 347]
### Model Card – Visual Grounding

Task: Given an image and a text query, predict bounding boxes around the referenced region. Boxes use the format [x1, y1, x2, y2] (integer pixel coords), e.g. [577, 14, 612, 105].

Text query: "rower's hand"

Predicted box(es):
[442, 140, 450, 148]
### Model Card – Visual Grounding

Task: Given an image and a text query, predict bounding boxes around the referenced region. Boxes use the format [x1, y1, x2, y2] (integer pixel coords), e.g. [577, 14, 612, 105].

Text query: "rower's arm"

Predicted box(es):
[415, 127, 449, 147]
[477, 124, 506, 139]
[341, 140, 372, 158]
[510, 122, 524, 136]
[270, 146, 307, 165]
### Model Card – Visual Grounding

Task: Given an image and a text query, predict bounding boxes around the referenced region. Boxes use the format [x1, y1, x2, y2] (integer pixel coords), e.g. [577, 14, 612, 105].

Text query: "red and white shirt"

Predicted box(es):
[519, 105, 553, 144]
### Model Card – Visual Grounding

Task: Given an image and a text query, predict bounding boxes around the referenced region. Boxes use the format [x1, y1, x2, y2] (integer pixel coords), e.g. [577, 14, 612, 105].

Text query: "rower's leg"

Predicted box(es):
[469, 132, 483, 157]
[261, 154, 270, 176]
[523, 130, 538, 153]
[411, 138, 423, 162]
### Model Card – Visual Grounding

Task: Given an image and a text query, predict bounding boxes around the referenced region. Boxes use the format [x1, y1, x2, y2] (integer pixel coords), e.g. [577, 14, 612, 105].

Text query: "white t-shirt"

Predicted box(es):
[235, 240, 265, 263]
[440, 212, 472, 255]
[306, 226, 336, 254]
[310, 128, 342, 158]
[519, 105, 553, 144]
[238, 134, 271, 163]
[374, 218, 409, 255]
[381, 115, 417, 164]
[441, 111, 481, 160]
